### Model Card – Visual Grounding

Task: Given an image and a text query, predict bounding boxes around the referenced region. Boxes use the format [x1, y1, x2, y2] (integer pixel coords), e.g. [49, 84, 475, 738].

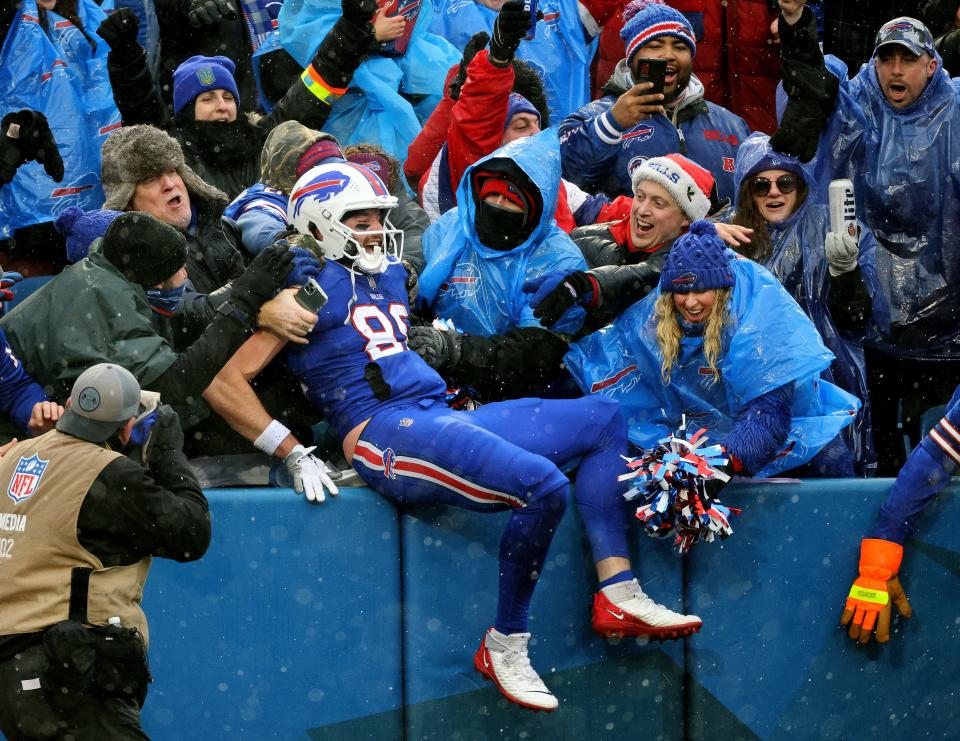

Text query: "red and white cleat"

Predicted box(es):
[592, 579, 702, 640]
[473, 627, 559, 712]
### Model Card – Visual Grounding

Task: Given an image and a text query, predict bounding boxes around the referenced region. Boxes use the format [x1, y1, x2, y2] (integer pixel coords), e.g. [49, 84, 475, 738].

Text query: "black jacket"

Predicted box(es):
[0, 439, 210, 662]
[185, 200, 246, 295]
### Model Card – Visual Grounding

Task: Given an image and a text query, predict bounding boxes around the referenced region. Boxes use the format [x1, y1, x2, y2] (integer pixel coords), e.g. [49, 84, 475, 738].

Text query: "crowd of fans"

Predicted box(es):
[3, 0, 960, 725]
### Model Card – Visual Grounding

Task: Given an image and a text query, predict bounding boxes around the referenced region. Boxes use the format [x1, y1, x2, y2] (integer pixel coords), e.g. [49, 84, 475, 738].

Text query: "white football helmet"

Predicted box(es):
[287, 162, 403, 274]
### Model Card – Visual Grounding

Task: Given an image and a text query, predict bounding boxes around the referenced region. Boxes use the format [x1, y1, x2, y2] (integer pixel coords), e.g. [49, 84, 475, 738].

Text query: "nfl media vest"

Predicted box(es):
[0, 431, 152, 645]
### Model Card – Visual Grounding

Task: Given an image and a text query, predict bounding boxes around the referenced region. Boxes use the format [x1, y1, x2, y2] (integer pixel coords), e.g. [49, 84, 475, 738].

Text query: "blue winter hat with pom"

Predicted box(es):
[659, 220, 734, 293]
[621, 0, 697, 67]
[55, 206, 123, 263]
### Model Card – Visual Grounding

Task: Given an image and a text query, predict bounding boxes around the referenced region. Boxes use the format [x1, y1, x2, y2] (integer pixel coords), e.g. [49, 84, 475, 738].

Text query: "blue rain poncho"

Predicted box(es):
[565, 255, 860, 477]
[419, 128, 587, 337]
[0, 0, 120, 238]
[278, 0, 460, 164]
[732, 132, 874, 468]
[818, 49, 960, 354]
[429, 0, 595, 122]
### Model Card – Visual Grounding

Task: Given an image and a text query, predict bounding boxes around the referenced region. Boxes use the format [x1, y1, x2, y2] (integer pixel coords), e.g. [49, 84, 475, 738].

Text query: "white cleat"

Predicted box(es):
[593, 579, 702, 640]
[473, 627, 559, 712]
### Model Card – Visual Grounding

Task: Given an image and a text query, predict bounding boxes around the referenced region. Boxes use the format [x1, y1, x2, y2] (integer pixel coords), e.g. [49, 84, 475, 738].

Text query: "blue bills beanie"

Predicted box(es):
[504, 93, 540, 130]
[173, 55, 241, 116]
[659, 220, 734, 293]
[55, 206, 123, 263]
[621, 0, 697, 67]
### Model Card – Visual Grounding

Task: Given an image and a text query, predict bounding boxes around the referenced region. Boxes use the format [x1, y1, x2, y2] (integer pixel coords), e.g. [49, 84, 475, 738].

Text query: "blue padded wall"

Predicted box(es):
[400, 500, 687, 738]
[140, 488, 403, 740]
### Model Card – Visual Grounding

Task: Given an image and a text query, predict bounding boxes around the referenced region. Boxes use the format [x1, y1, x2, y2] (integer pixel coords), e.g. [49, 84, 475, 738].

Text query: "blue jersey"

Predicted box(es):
[283, 252, 447, 439]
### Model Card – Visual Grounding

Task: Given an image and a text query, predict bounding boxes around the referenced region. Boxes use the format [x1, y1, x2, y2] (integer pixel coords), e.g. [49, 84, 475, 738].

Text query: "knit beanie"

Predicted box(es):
[260, 121, 340, 194]
[54, 206, 122, 263]
[173, 55, 241, 116]
[100, 125, 227, 211]
[659, 220, 734, 293]
[621, 0, 697, 67]
[296, 138, 346, 180]
[478, 177, 528, 212]
[504, 93, 541, 131]
[743, 151, 804, 181]
[346, 152, 393, 190]
[102, 212, 189, 288]
[632, 154, 713, 222]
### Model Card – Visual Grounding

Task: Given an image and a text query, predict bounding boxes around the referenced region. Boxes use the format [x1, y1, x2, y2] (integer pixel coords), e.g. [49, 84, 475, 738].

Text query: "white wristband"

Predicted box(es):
[254, 419, 291, 456]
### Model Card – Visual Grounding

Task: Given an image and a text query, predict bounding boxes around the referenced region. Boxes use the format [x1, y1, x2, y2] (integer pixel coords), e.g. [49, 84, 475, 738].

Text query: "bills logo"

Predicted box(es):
[439, 263, 481, 298]
[590, 365, 638, 393]
[7, 454, 49, 505]
[671, 272, 697, 287]
[289, 172, 351, 220]
[622, 125, 654, 148]
[627, 155, 649, 177]
[382, 448, 398, 479]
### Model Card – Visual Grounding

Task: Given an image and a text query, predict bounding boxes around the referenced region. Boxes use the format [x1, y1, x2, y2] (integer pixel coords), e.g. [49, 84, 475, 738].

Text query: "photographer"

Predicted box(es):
[0, 363, 210, 739]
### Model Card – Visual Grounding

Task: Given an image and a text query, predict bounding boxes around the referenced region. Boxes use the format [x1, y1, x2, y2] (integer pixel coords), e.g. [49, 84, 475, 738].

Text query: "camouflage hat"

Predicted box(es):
[874, 17, 936, 58]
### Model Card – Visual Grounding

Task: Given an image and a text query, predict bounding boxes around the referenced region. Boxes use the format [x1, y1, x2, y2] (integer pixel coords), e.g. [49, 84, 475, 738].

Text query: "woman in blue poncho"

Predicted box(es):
[565, 220, 860, 483]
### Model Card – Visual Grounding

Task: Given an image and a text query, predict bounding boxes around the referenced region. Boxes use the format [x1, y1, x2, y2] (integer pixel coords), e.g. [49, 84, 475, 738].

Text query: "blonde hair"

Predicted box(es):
[655, 288, 732, 385]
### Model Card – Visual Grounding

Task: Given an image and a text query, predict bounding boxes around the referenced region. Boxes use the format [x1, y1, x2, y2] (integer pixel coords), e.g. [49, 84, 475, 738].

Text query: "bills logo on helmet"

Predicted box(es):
[672, 272, 697, 287]
[289, 171, 351, 220]
[382, 448, 398, 479]
[7, 453, 49, 505]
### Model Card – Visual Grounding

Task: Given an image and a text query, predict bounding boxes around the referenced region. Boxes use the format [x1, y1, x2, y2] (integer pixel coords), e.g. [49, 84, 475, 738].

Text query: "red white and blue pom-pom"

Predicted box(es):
[618, 416, 740, 554]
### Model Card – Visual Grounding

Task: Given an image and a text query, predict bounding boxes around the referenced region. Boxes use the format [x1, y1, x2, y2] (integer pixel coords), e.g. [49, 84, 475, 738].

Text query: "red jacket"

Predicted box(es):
[592, 1, 778, 134]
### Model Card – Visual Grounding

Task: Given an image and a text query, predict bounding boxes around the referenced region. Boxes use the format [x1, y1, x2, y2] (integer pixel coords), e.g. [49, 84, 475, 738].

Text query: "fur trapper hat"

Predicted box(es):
[100, 125, 227, 211]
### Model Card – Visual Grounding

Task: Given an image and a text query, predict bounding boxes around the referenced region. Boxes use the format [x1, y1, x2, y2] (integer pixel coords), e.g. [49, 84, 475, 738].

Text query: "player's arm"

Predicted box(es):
[203, 330, 340, 502]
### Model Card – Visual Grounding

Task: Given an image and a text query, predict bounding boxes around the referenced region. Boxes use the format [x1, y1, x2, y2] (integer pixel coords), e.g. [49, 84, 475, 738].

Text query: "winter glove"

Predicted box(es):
[310, 1, 376, 91]
[407, 325, 462, 370]
[824, 231, 859, 277]
[146, 405, 186, 469]
[769, 98, 823, 163]
[840, 538, 912, 644]
[341, 0, 377, 29]
[282, 444, 340, 503]
[448, 31, 489, 100]
[229, 242, 295, 318]
[187, 0, 237, 28]
[96, 8, 140, 54]
[489, 0, 530, 64]
[523, 270, 595, 328]
[1, 110, 64, 184]
[0, 270, 22, 303]
[402, 259, 419, 306]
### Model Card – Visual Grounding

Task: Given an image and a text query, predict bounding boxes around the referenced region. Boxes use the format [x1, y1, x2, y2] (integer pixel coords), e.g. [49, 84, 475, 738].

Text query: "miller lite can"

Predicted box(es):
[828, 179, 857, 238]
[523, 0, 538, 40]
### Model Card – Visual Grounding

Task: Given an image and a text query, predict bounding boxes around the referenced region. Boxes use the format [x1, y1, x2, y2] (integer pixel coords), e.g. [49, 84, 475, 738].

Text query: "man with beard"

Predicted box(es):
[559, 0, 750, 202]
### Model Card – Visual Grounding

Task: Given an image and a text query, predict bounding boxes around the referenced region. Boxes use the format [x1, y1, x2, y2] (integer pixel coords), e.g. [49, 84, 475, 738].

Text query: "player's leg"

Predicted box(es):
[351, 402, 565, 710]
[468, 396, 702, 639]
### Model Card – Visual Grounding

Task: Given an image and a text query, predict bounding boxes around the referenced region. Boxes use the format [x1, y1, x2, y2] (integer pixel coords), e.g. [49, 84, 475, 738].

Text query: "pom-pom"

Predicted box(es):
[623, 0, 664, 25]
[54, 205, 84, 235]
[619, 416, 740, 554]
[687, 219, 718, 238]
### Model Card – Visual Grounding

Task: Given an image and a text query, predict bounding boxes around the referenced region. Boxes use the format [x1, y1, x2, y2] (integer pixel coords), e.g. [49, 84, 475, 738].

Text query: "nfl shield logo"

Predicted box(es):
[196, 66, 215, 87]
[7, 453, 49, 505]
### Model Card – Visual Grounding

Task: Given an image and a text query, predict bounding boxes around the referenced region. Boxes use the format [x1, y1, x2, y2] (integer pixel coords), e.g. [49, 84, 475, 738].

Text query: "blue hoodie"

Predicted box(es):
[820, 48, 960, 355]
[419, 129, 587, 336]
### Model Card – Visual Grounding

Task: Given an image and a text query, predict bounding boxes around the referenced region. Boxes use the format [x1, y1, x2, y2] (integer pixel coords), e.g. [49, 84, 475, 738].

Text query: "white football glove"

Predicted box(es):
[825, 231, 859, 277]
[283, 445, 341, 503]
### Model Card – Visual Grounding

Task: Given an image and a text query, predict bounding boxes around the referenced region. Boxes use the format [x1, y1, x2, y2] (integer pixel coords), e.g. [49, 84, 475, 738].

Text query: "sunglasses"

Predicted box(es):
[750, 175, 797, 197]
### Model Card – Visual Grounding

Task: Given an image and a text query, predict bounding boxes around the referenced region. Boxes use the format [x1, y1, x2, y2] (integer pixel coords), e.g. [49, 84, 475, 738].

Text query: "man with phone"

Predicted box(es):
[0, 364, 210, 739]
[559, 0, 750, 202]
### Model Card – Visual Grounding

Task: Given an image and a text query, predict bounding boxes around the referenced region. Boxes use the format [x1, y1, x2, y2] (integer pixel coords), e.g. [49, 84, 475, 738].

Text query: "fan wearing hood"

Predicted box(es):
[777, 6, 960, 473]
[96, 0, 375, 199]
[728, 133, 873, 472]
[409, 131, 589, 400]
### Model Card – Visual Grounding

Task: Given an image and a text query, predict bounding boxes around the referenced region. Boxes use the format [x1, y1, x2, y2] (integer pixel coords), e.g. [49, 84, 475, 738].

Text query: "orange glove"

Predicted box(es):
[840, 538, 912, 644]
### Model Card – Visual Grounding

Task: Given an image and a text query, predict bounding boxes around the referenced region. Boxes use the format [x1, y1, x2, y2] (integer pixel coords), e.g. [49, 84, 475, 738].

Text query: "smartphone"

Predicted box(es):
[522, 0, 538, 41]
[634, 57, 668, 97]
[295, 278, 328, 312]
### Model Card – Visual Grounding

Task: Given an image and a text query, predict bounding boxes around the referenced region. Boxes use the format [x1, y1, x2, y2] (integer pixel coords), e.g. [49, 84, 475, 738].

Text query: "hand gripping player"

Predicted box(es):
[840, 383, 960, 644]
[203, 161, 702, 712]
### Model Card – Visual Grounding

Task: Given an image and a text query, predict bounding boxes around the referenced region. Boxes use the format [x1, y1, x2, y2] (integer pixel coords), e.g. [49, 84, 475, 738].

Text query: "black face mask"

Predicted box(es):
[475, 201, 532, 251]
